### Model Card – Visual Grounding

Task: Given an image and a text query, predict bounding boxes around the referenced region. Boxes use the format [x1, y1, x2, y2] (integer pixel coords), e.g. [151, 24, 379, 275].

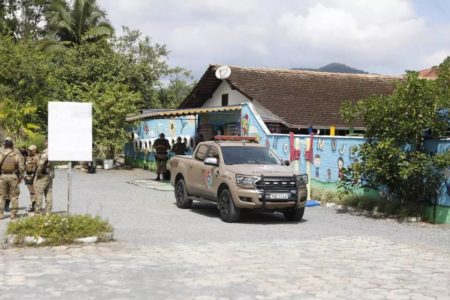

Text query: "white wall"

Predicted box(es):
[202, 81, 250, 107]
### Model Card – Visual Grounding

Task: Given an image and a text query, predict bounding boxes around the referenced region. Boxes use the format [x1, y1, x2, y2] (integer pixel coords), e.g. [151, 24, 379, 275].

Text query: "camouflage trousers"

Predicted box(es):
[35, 175, 53, 214]
[155, 154, 168, 175]
[0, 174, 20, 215]
[25, 175, 36, 206]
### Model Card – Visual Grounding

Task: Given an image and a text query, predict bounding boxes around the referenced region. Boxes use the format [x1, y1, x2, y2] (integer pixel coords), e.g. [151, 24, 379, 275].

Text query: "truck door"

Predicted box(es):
[189, 144, 210, 194]
[199, 145, 221, 199]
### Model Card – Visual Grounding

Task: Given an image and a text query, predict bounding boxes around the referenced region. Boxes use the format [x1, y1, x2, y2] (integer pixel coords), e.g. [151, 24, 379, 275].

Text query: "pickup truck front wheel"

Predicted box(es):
[219, 188, 241, 223]
[283, 207, 305, 222]
[175, 179, 193, 209]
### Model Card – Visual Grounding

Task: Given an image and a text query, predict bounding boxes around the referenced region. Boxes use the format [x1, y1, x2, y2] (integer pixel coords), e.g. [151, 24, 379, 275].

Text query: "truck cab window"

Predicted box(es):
[207, 146, 219, 159]
[195, 145, 209, 161]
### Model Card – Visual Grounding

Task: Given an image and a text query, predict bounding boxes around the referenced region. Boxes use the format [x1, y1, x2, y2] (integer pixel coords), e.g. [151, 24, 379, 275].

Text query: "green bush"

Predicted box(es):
[312, 185, 422, 220]
[6, 214, 113, 246]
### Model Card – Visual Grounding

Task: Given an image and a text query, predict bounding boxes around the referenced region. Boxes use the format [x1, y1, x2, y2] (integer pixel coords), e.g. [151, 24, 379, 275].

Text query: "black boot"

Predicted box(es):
[28, 202, 36, 213]
[155, 174, 161, 181]
[4, 199, 10, 212]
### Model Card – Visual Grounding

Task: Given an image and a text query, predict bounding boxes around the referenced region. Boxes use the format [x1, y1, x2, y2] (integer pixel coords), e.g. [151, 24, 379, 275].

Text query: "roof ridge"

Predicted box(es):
[211, 64, 402, 79]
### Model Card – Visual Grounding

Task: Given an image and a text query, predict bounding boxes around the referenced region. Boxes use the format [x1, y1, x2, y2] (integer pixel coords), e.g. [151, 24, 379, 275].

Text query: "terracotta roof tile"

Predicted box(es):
[180, 65, 400, 129]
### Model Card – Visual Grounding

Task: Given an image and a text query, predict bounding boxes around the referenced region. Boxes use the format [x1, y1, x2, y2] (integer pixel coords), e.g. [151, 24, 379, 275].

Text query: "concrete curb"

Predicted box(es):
[4, 233, 114, 246]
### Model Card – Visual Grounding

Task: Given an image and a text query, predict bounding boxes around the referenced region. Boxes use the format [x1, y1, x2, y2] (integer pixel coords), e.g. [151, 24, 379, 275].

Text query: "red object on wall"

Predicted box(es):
[289, 132, 300, 161]
[305, 133, 314, 161]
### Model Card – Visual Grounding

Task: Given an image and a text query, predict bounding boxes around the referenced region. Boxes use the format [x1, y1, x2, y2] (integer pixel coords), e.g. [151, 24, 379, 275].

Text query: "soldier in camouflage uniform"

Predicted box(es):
[0, 137, 25, 220]
[153, 133, 171, 181]
[24, 145, 39, 212]
[34, 140, 54, 214]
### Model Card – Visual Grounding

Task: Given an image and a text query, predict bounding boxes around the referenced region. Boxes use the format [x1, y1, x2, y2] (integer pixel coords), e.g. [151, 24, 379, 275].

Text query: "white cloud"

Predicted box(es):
[424, 50, 450, 68]
[98, 0, 450, 77]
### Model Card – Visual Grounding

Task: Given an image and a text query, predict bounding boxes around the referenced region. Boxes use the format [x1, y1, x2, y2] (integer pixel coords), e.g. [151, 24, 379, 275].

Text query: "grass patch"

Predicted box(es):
[6, 214, 114, 246]
[311, 186, 420, 220]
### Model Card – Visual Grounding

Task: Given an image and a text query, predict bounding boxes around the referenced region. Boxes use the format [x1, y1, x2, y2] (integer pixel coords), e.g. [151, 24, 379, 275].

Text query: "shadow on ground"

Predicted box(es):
[184, 201, 307, 225]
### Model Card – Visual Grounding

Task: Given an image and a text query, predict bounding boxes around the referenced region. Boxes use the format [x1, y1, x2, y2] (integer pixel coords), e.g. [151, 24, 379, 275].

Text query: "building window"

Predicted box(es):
[221, 94, 229, 106]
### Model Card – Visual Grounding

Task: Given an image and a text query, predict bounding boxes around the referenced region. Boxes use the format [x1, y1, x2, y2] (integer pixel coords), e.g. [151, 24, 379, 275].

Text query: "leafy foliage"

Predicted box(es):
[0, 1, 194, 157]
[0, 35, 52, 139]
[6, 214, 113, 246]
[0, 0, 52, 40]
[41, 0, 113, 51]
[340, 57, 450, 215]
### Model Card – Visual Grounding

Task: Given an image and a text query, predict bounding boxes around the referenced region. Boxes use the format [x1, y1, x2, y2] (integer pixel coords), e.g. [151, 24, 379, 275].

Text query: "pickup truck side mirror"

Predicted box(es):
[283, 160, 290, 166]
[204, 157, 219, 166]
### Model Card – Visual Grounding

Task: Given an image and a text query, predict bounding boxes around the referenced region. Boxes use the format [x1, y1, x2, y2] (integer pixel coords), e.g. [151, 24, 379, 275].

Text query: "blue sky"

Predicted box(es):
[99, 0, 450, 78]
[413, 0, 450, 25]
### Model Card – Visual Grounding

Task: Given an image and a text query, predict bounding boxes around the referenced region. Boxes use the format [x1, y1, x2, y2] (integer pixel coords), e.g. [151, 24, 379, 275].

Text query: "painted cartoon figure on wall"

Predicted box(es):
[338, 157, 344, 180]
[168, 120, 176, 137]
[317, 138, 324, 151]
[241, 114, 249, 136]
[331, 138, 337, 152]
[314, 154, 321, 178]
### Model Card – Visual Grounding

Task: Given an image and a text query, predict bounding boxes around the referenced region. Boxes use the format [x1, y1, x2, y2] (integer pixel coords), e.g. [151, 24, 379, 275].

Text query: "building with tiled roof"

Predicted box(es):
[180, 65, 400, 133]
[418, 67, 439, 79]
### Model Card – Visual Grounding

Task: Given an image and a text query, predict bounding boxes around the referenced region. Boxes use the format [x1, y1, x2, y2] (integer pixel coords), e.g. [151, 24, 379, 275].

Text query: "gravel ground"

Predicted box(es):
[1, 168, 449, 252]
[1, 168, 450, 299]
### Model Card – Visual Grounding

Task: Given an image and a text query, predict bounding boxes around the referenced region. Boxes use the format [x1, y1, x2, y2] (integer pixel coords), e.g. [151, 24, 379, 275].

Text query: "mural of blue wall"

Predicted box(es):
[425, 139, 450, 206]
[267, 135, 365, 183]
[125, 116, 196, 162]
[125, 103, 450, 207]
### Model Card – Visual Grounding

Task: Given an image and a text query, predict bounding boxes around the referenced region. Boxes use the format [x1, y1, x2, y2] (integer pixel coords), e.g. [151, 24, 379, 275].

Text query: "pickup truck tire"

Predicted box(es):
[175, 178, 193, 209]
[283, 207, 305, 222]
[219, 188, 241, 223]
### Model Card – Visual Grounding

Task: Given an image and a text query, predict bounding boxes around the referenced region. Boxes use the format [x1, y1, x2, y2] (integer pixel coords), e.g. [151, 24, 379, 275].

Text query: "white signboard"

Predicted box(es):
[48, 102, 92, 161]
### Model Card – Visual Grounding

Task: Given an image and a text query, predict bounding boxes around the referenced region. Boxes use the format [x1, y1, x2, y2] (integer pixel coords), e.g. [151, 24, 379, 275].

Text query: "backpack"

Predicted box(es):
[1, 151, 16, 173]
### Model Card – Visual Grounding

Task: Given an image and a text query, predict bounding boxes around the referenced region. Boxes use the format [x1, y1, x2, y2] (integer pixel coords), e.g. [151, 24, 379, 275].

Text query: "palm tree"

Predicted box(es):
[41, 0, 113, 51]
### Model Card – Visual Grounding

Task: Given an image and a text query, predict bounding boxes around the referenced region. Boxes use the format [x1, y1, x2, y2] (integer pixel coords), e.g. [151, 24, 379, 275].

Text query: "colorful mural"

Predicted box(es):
[125, 102, 450, 223]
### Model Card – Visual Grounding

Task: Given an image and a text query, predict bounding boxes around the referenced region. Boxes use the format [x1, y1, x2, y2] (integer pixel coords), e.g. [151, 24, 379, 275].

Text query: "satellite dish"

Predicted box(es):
[215, 65, 231, 79]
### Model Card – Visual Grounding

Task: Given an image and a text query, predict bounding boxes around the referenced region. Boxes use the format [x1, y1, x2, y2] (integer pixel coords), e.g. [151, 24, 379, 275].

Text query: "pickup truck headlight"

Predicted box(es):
[236, 175, 261, 186]
[295, 174, 308, 186]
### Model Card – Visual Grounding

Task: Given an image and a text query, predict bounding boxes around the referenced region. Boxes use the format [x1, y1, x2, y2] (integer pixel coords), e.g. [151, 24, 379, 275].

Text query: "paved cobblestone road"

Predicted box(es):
[1, 169, 450, 299]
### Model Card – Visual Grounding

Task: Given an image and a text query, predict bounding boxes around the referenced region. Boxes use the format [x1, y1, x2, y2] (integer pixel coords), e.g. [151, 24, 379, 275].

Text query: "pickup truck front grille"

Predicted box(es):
[255, 176, 299, 203]
[255, 177, 297, 190]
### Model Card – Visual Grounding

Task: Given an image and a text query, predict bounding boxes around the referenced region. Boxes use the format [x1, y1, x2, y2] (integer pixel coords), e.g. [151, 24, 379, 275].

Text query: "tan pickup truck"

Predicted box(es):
[169, 139, 308, 222]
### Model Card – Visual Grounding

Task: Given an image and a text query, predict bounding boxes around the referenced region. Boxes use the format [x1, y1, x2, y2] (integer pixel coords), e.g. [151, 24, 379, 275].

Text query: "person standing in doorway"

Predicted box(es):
[153, 133, 171, 181]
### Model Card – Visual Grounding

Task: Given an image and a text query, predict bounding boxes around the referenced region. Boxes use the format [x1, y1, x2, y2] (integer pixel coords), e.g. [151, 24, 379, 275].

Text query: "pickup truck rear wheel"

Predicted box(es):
[219, 188, 241, 223]
[283, 207, 305, 222]
[175, 179, 192, 209]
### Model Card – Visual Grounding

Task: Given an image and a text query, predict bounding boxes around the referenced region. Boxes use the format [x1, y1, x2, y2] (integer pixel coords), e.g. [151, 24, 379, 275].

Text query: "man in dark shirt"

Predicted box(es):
[171, 137, 187, 155]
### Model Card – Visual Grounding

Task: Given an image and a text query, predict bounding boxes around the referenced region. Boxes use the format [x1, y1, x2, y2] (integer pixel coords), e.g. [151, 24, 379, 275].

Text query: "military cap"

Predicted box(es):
[4, 137, 12, 142]
[28, 145, 37, 151]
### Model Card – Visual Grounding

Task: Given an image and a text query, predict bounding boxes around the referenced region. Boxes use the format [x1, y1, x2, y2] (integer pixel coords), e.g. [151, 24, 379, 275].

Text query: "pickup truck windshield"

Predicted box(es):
[221, 146, 282, 165]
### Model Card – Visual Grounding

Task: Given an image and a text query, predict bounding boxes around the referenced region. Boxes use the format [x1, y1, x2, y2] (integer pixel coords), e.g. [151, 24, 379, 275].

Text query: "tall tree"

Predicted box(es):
[0, 0, 52, 40]
[340, 57, 450, 215]
[41, 0, 113, 51]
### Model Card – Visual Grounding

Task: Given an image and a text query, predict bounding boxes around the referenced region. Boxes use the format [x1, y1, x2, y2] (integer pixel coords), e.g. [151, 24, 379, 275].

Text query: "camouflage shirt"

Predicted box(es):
[36, 149, 55, 178]
[0, 147, 25, 177]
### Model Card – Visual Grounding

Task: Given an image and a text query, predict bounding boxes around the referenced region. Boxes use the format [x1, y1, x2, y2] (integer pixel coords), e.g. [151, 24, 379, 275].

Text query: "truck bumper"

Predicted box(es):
[232, 188, 307, 210]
